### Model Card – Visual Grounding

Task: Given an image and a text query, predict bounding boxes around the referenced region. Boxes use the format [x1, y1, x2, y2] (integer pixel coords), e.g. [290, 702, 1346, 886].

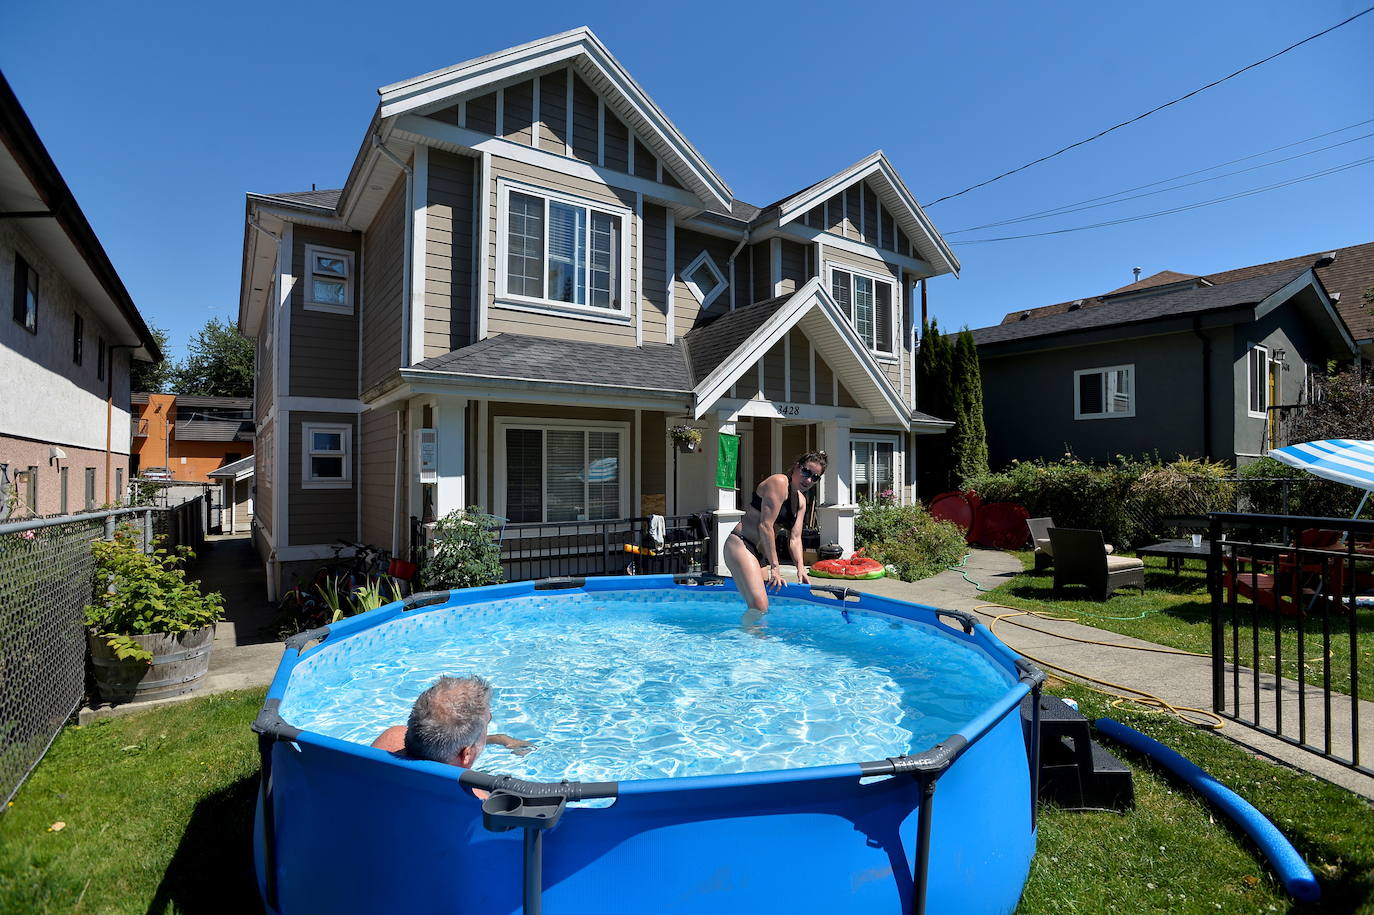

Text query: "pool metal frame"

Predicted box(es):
[254, 573, 1045, 915]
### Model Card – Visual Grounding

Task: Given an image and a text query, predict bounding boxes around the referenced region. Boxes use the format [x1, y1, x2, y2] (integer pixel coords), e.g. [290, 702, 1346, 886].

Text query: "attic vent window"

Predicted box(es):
[681, 251, 726, 308]
[1315, 252, 1338, 268]
[1018, 312, 1030, 321]
[1068, 300, 1083, 311]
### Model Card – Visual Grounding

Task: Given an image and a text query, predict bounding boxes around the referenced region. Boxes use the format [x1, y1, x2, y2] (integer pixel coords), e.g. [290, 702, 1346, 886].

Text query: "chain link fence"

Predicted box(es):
[0, 501, 205, 807]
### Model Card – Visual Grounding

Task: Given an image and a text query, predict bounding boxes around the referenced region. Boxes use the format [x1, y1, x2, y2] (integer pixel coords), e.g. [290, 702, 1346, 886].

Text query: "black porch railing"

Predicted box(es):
[499, 514, 712, 583]
[1208, 512, 1374, 777]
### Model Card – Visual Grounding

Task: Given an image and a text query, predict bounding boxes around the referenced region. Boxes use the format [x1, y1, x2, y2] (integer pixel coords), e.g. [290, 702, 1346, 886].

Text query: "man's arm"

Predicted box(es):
[488, 733, 536, 756]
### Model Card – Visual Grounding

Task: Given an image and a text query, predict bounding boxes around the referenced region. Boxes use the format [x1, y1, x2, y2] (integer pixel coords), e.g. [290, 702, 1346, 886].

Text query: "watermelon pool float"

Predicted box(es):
[810, 552, 886, 580]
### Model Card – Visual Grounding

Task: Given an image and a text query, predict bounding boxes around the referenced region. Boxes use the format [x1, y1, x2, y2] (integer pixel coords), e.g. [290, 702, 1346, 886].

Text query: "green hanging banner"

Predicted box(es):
[716, 433, 740, 489]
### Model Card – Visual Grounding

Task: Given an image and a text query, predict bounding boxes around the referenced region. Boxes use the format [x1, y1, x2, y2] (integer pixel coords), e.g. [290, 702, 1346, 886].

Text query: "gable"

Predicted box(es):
[798, 178, 910, 258]
[379, 28, 729, 211]
[422, 67, 694, 194]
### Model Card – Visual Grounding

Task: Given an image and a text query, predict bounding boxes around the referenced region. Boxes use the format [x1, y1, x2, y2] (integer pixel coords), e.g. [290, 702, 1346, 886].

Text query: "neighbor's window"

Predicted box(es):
[73, 313, 84, 365]
[301, 422, 351, 488]
[1247, 346, 1269, 416]
[501, 183, 628, 315]
[1075, 364, 1134, 419]
[84, 467, 96, 510]
[852, 437, 897, 502]
[829, 267, 894, 355]
[98, 336, 107, 381]
[682, 250, 727, 308]
[500, 422, 625, 523]
[11, 253, 38, 333]
[303, 245, 353, 314]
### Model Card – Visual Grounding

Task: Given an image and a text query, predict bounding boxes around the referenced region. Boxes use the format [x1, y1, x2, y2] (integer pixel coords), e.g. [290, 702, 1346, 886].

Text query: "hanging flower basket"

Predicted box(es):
[670, 424, 702, 453]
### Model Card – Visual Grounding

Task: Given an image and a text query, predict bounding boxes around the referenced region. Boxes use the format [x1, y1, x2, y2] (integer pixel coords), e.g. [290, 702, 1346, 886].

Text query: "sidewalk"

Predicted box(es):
[840, 547, 1374, 801]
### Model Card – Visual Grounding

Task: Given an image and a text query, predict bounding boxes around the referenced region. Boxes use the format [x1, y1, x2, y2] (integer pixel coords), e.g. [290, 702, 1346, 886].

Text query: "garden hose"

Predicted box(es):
[947, 553, 994, 591]
[974, 602, 1226, 729]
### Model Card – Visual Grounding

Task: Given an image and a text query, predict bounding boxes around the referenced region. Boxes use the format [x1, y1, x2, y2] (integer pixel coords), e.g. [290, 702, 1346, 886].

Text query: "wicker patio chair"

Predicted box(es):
[1027, 517, 1114, 572]
[1049, 528, 1144, 601]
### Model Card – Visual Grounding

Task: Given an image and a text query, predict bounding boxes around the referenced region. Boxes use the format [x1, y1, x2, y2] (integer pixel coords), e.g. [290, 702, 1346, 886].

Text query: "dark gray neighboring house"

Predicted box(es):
[970, 267, 1356, 468]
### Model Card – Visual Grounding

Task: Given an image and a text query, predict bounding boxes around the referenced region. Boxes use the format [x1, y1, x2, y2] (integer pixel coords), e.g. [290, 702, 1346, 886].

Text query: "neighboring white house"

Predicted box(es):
[238, 28, 958, 592]
[0, 73, 161, 517]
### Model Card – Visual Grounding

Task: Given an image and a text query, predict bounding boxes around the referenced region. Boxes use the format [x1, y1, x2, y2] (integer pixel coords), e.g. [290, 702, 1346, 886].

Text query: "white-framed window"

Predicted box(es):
[11, 252, 38, 334]
[497, 180, 631, 321]
[828, 265, 895, 356]
[681, 250, 726, 308]
[1074, 364, 1134, 420]
[1247, 345, 1269, 417]
[301, 422, 352, 488]
[303, 245, 354, 314]
[495, 418, 629, 523]
[851, 435, 900, 503]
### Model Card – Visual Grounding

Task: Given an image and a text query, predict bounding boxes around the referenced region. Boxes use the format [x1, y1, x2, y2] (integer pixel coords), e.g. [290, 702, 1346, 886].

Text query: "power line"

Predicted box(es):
[925, 7, 1374, 207]
[945, 127, 1374, 233]
[951, 154, 1374, 245]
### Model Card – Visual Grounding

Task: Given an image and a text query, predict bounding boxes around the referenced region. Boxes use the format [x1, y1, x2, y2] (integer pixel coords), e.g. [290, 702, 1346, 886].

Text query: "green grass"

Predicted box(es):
[0, 690, 264, 914]
[2, 685, 1373, 912]
[985, 552, 1374, 703]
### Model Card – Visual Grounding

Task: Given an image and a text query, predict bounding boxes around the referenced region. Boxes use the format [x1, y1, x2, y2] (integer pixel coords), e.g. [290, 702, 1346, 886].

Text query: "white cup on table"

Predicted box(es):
[1190, 533, 1203, 548]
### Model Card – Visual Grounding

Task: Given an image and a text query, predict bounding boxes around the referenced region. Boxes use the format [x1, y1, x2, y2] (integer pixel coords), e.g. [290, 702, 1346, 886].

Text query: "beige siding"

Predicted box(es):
[844, 186, 861, 240]
[671, 227, 736, 337]
[750, 243, 770, 304]
[780, 240, 807, 292]
[603, 109, 628, 172]
[287, 411, 359, 546]
[632, 136, 657, 181]
[861, 182, 880, 247]
[642, 204, 668, 343]
[825, 191, 846, 236]
[361, 175, 406, 392]
[815, 357, 834, 406]
[425, 149, 476, 358]
[256, 317, 274, 423]
[256, 417, 274, 535]
[468, 91, 497, 134]
[838, 383, 861, 408]
[360, 406, 398, 548]
[752, 417, 772, 482]
[570, 73, 599, 163]
[788, 332, 811, 401]
[485, 156, 638, 345]
[763, 341, 786, 401]
[290, 225, 360, 399]
[824, 246, 898, 277]
[537, 70, 567, 154]
[639, 410, 666, 514]
[502, 80, 534, 145]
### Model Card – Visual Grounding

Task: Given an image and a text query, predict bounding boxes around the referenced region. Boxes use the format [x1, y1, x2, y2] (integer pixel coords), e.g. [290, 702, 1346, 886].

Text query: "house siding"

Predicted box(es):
[750, 242, 770, 304]
[536, 70, 567, 154]
[255, 417, 274, 535]
[256, 313, 274, 423]
[788, 331, 811, 401]
[815, 356, 834, 406]
[639, 410, 666, 514]
[642, 203, 669, 343]
[780, 240, 807, 294]
[571, 73, 599, 163]
[287, 411, 359, 545]
[485, 156, 638, 346]
[501, 80, 534, 146]
[671, 227, 736, 336]
[425, 149, 476, 357]
[361, 174, 407, 392]
[360, 406, 397, 548]
[763, 340, 787, 401]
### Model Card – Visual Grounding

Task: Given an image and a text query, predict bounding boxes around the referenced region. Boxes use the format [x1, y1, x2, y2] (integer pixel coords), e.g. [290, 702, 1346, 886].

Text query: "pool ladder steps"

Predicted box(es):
[1024, 694, 1135, 812]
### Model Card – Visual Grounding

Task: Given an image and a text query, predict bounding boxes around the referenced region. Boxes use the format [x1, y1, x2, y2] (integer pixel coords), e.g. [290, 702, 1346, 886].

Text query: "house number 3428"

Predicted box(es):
[774, 403, 801, 416]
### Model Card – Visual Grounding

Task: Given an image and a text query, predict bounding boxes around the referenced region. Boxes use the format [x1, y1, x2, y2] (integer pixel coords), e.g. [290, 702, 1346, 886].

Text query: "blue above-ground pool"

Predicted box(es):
[254, 575, 1043, 914]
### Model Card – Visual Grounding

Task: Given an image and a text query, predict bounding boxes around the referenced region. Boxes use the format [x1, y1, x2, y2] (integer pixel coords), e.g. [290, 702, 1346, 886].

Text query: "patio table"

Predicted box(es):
[1135, 539, 1214, 574]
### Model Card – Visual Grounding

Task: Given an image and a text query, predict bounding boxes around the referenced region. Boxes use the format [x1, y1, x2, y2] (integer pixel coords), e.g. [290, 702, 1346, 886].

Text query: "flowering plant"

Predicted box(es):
[669, 425, 702, 449]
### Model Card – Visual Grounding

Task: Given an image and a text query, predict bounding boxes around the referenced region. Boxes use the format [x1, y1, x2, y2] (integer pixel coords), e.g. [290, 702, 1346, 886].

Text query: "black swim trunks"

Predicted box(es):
[729, 529, 769, 567]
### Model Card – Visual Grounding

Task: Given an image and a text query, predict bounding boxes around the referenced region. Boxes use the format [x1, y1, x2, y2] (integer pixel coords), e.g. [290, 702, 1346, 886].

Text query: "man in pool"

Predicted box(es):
[371, 675, 534, 765]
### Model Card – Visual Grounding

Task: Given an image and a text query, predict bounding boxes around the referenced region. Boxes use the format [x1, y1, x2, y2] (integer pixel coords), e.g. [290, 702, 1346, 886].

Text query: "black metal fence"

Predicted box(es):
[1208, 512, 1374, 777]
[0, 501, 209, 807]
[500, 515, 712, 582]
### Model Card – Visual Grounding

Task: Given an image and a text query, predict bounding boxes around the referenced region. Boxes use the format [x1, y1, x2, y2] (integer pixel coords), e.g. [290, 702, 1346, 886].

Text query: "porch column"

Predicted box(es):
[816, 420, 857, 557]
[434, 395, 467, 515]
[708, 412, 742, 574]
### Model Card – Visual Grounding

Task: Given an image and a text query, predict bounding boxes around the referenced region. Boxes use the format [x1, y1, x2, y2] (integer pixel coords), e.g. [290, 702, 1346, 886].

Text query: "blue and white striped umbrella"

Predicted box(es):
[1268, 439, 1374, 491]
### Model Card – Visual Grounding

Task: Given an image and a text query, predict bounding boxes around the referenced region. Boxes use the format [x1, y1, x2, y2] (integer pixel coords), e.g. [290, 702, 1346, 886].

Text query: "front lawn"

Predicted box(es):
[986, 552, 1374, 703]
[2, 685, 1374, 911]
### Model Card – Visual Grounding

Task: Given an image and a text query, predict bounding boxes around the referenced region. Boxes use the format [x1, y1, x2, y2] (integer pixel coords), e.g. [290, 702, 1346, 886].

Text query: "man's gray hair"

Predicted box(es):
[404, 675, 492, 763]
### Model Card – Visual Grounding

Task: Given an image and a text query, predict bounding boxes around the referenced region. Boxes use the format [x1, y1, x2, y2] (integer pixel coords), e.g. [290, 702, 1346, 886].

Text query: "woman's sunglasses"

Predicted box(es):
[798, 467, 823, 482]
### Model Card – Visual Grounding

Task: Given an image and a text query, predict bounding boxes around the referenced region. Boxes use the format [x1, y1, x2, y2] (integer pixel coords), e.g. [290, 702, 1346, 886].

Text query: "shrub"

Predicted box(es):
[420, 508, 506, 590]
[854, 497, 967, 582]
[85, 527, 224, 663]
[1235, 456, 1365, 519]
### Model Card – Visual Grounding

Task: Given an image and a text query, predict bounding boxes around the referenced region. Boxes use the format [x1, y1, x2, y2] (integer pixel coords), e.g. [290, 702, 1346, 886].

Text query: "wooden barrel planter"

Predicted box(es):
[88, 625, 215, 703]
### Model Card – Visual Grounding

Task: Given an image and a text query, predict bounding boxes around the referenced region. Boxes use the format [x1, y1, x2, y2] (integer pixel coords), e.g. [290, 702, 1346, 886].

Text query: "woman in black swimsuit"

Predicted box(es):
[723, 451, 828, 616]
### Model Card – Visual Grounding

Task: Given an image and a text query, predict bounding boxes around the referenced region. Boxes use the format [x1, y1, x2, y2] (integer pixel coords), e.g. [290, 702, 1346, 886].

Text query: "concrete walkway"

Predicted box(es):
[80, 536, 1374, 800]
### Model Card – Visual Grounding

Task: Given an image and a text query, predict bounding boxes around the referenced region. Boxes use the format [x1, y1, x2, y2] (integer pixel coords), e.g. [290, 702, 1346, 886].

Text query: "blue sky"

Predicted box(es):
[5, 0, 1371, 360]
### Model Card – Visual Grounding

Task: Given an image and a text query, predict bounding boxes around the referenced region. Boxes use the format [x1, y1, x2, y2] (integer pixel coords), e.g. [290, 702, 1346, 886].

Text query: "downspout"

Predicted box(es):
[106, 344, 140, 504]
[372, 135, 415, 363]
[1193, 317, 1213, 460]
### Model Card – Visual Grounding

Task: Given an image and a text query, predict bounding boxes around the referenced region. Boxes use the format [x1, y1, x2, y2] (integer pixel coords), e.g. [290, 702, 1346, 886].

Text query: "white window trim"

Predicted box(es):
[495, 179, 633, 324]
[494, 417, 631, 522]
[850, 433, 901, 504]
[1073, 364, 1136, 420]
[826, 263, 897, 359]
[303, 244, 354, 315]
[1247, 344, 1270, 418]
[681, 249, 726, 308]
[301, 421, 352, 489]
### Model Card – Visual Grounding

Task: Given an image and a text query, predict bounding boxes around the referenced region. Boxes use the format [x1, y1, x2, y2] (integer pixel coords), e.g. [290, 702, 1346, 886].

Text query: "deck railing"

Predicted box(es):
[1208, 512, 1374, 777]
[499, 514, 711, 582]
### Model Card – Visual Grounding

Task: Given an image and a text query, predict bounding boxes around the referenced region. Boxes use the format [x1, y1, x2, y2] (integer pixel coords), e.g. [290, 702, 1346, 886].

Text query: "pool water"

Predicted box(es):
[278, 589, 1013, 783]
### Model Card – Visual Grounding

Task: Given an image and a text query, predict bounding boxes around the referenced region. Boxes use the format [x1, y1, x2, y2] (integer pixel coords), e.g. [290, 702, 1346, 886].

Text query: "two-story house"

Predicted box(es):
[238, 28, 958, 593]
[130, 393, 254, 482]
[1, 73, 160, 518]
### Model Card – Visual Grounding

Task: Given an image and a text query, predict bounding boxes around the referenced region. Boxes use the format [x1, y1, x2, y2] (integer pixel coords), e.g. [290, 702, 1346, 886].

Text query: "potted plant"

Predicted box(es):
[670, 424, 702, 454]
[84, 525, 224, 703]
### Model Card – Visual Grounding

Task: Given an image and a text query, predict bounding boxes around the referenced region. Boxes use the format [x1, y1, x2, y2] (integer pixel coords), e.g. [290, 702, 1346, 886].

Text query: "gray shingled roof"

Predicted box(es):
[682, 293, 794, 385]
[254, 189, 343, 210]
[971, 268, 1309, 349]
[175, 420, 254, 442]
[207, 454, 255, 478]
[413, 334, 693, 391]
